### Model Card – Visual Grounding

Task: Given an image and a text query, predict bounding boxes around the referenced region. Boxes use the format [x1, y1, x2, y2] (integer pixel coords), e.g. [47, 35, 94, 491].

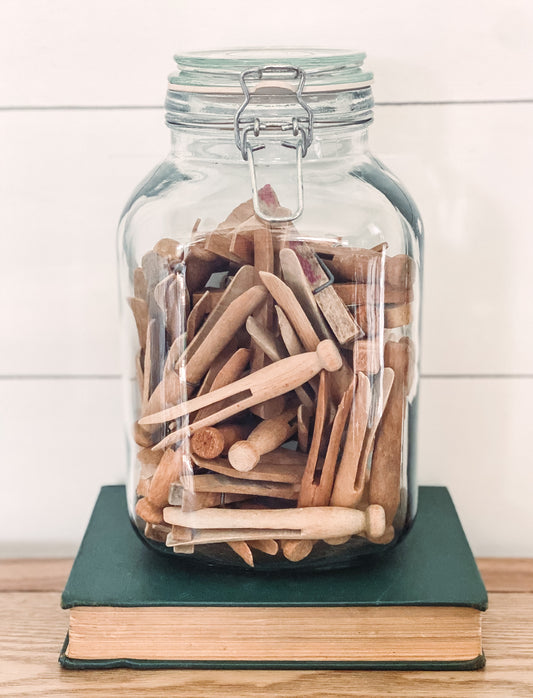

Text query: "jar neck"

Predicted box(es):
[168, 123, 371, 163]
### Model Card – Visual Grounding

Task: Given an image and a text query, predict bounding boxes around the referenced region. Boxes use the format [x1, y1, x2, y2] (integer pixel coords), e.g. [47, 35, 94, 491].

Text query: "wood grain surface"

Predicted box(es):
[0, 558, 532, 696]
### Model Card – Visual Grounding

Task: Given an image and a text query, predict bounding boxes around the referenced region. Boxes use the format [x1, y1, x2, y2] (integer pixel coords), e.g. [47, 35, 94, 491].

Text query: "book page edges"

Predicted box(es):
[65, 605, 482, 663]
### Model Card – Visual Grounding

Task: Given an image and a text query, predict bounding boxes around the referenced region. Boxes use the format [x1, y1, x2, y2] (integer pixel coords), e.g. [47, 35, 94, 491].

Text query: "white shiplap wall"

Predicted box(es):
[1, 0, 532, 557]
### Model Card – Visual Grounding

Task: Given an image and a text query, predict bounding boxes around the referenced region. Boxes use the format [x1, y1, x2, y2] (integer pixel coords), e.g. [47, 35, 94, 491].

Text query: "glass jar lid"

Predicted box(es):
[165, 49, 374, 130]
[168, 48, 373, 94]
[165, 48, 374, 130]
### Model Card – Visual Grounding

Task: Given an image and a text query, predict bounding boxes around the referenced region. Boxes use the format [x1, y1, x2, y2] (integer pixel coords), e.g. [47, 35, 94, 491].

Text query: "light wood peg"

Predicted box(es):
[191, 423, 249, 460]
[148, 448, 184, 508]
[369, 340, 411, 524]
[178, 473, 299, 501]
[286, 242, 363, 345]
[164, 504, 387, 543]
[144, 522, 171, 543]
[168, 485, 249, 511]
[133, 267, 147, 301]
[245, 315, 314, 409]
[227, 541, 254, 567]
[136, 497, 164, 525]
[127, 297, 148, 350]
[183, 264, 255, 362]
[299, 376, 354, 508]
[228, 408, 298, 472]
[281, 539, 315, 562]
[278, 247, 332, 341]
[191, 452, 306, 484]
[329, 372, 372, 508]
[333, 283, 414, 307]
[184, 241, 226, 293]
[140, 340, 342, 450]
[248, 539, 279, 556]
[184, 285, 267, 389]
[297, 404, 312, 452]
[193, 348, 250, 423]
[259, 270, 354, 401]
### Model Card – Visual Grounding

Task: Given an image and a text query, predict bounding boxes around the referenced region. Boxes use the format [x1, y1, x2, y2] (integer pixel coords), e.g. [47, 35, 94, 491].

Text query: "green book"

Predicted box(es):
[59, 485, 487, 670]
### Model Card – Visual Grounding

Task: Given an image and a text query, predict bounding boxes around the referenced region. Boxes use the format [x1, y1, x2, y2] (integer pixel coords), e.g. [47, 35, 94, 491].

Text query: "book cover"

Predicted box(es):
[59, 485, 487, 670]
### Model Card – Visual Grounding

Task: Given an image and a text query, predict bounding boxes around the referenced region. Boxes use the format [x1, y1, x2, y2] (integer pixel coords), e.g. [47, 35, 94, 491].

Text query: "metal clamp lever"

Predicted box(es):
[234, 66, 314, 223]
[246, 139, 304, 223]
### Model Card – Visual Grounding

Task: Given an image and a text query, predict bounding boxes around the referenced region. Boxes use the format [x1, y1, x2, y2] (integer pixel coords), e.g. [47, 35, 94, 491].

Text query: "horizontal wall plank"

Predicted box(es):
[2, 0, 533, 106]
[418, 377, 533, 557]
[1, 104, 532, 376]
[0, 377, 531, 557]
[373, 102, 533, 376]
[0, 110, 167, 376]
[0, 379, 125, 557]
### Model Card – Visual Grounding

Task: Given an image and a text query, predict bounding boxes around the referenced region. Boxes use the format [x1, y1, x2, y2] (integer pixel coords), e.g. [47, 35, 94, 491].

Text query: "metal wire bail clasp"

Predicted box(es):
[234, 65, 314, 223]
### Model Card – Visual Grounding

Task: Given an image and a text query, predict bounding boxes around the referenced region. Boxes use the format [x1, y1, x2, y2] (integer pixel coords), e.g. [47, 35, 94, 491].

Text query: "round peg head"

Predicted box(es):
[191, 427, 225, 459]
[227, 441, 260, 472]
[316, 339, 343, 372]
[365, 504, 387, 540]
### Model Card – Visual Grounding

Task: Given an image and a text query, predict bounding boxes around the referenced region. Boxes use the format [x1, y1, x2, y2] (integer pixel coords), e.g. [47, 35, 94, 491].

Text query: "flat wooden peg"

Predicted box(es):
[183, 285, 267, 390]
[333, 283, 414, 307]
[352, 340, 381, 375]
[259, 271, 353, 401]
[184, 264, 255, 362]
[227, 541, 255, 567]
[153, 237, 183, 262]
[297, 404, 312, 452]
[148, 448, 184, 508]
[193, 348, 250, 423]
[297, 371, 329, 507]
[245, 316, 313, 409]
[324, 249, 415, 290]
[369, 340, 411, 524]
[133, 267, 147, 301]
[287, 242, 363, 345]
[357, 367, 395, 491]
[281, 539, 315, 562]
[167, 484, 249, 511]
[186, 290, 211, 340]
[279, 247, 333, 341]
[259, 271, 321, 352]
[203, 192, 278, 266]
[127, 297, 148, 350]
[178, 473, 299, 501]
[136, 497, 164, 525]
[275, 305, 305, 356]
[299, 377, 355, 508]
[137, 447, 162, 467]
[356, 303, 412, 337]
[144, 522, 171, 543]
[194, 339, 239, 397]
[248, 539, 279, 556]
[136, 477, 151, 498]
[329, 372, 372, 508]
[191, 452, 306, 484]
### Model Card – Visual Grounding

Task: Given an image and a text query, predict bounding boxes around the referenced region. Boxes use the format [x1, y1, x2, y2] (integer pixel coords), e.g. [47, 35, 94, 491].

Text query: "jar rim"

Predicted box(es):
[169, 48, 373, 94]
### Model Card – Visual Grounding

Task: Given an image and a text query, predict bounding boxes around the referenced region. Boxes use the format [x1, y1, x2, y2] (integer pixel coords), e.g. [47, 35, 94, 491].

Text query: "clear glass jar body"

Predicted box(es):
[118, 54, 423, 571]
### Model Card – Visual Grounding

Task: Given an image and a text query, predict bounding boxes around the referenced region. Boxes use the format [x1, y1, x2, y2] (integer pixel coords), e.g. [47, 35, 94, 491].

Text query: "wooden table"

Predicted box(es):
[1, 558, 532, 696]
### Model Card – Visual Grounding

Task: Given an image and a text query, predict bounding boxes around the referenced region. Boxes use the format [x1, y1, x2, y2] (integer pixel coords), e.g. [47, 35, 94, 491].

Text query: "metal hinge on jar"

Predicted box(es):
[234, 66, 314, 223]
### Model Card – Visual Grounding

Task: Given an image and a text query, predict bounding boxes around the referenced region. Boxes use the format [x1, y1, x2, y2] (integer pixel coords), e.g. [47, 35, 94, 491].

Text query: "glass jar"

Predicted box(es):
[117, 49, 423, 571]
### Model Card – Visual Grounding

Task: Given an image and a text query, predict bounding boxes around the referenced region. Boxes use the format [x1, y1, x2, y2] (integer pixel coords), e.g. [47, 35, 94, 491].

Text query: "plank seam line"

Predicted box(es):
[0, 374, 532, 381]
[0, 99, 532, 112]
